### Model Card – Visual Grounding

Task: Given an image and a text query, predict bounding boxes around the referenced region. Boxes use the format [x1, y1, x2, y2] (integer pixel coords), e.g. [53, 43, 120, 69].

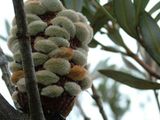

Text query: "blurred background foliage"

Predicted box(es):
[0, 0, 160, 120]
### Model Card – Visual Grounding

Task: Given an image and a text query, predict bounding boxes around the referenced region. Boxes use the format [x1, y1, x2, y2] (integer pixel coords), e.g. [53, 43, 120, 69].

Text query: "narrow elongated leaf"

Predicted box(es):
[99, 69, 160, 89]
[92, 2, 114, 33]
[155, 13, 160, 22]
[107, 27, 126, 47]
[0, 35, 7, 41]
[102, 46, 123, 53]
[134, 0, 149, 23]
[63, 0, 84, 12]
[149, 1, 160, 14]
[113, 0, 137, 38]
[5, 20, 10, 36]
[122, 57, 142, 73]
[140, 13, 160, 66]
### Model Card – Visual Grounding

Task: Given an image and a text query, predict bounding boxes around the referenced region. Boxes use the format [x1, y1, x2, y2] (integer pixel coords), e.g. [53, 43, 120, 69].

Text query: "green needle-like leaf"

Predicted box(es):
[99, 69, 160, 90]
[113, 0, 137, 38]
[140, 12, 160, 66]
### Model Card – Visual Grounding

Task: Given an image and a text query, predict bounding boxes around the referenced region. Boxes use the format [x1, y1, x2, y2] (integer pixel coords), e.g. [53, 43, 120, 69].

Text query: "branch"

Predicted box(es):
[0, 94, 29, 120]
[91, 84, 108, 120]
[76, 100, 90, 120]
[125, 47, 160, 79]
[12, 0, 45, 120]
[0, 47, 14, 94]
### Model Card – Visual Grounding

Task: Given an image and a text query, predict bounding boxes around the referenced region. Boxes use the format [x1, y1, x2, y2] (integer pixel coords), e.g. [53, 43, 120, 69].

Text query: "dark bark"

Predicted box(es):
[0, 47, 14, 94]
[0, 94, 29, 120]
[11, 0, 45, 120]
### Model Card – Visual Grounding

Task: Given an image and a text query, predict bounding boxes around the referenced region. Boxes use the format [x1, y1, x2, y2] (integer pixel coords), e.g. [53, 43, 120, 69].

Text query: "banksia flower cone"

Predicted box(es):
[8, 0, 93, 118]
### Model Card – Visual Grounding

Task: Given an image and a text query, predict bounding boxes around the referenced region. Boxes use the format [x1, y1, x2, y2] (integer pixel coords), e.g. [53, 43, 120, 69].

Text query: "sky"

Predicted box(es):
[0, 0, 160, 120]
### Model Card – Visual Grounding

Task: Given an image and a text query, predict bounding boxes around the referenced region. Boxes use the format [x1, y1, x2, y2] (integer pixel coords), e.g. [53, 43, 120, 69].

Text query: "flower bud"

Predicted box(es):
[50, 16, 76, 38]
[36, 70, 60, 85]
[28, 20, 47, 36]
[48, 37, 70, 47]
[72, 50, 87, 66]
[57, 9, 79, 22]
[64, 82, 81, 96]
[45, 25, 70, 40]
[11, 70, 24, 84]
[79, 76, 92, 90]
[44, 58, 71, 75]
[34, 40, 58, 53]
[32, 52, 48, 66]
[9, 62, 22, 72]
[24, 0, 46, 15]
[17, 78, 26, 93]
[41, 85, 64, 98]
[48, 47, 73, 60]
[67, 65, 87, 81]
[40, 0, 64, 12]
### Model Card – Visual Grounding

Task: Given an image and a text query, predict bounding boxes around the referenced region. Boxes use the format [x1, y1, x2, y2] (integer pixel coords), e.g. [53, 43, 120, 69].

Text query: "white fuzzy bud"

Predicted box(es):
[12, 14, 41, 26]
[11, 26, 18, 37]
[32, 52, 48, 66]
[50, 16, 76, 38]
[24, 0, 46, 15]
[41, 85, 64, 98]
[7, 36, 19, 53]
[28, 20, 47, 36]
[45, 25, 70, 40]
[44, 58, 71, 75]
[79, 76, 92, 90]
[48, 47, 73, 60]
[9, 62, 22, 72]
[34, 40, 58, 53]
[48, 37, 70, 47]
[12, 91, 19, 102]
[17, 78, 26, 92]
[72, 50, 87, 66]
[64, 82, 81, 96]
[36, 70, 59, 85]
[57, 9, 79, 22]
[77, 12, 88, 23]
[75, 22, 91, 44]
[13, 51, 22, 62]
[40, 0, 64, 12]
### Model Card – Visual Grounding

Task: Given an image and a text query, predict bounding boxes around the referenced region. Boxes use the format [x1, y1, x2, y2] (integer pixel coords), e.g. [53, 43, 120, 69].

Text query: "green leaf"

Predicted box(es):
[92, 2, 114, 33]
[134, 0, 149, 23]
[113, 0, 137, 38]
[107, 27, 126, 47]
[99, 69, 160, 89]
[63, 0, 84, 12]
[102, 46, 124, 54]
[140, 13, 160, 66]
[155, 13, 160, 22]
[0, 35, 7, 41]
[88, 39, 99, 48]
[122, 57, 142, 73]
[149, 1, 160, 14]
[5, 20, 10, 36]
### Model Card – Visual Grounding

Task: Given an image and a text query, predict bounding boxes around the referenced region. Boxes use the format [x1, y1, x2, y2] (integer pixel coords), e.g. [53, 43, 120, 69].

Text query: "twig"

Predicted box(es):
[76, 100, 90, 120]
[12, 0, 45, 120]
[153, 90, 160, 113]
[0, 47, 14, 94]
[91, 84, 108, 120]
[125, 47, 160, 79]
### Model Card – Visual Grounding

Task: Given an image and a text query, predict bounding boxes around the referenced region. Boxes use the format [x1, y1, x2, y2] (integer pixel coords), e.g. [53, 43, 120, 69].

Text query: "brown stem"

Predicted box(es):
[76, 100, 90, 120]
[0, 47, 14, 94]
[125, 47, 160, 79]
[12, 0, 45, 120]
[91, 84, 108, 120]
